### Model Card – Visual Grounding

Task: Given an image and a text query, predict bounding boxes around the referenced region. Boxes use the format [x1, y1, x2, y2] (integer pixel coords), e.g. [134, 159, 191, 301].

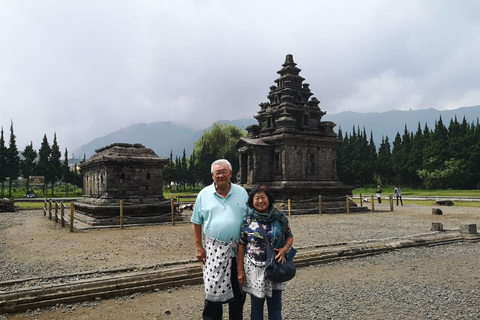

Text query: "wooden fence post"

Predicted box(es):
[371, 194, 375, 212]
[44, 199, 47, 216]
[120, 200, 124, 229]
[69, 203, 74, 233]
[360, 193, 363, 207]
[318, 195, 322, 215]
[346, 195, 350, 214]
[390, 194, 394, 211]
[54, 201, 59, 223]
[48, 200, 52, 220]
[177, 195, 180, 206]
[171, 198, 175, 226]
[61, 202, 65, 227]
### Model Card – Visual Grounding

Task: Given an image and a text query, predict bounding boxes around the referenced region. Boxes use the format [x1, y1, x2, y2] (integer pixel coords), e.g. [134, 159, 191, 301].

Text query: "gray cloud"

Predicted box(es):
[1, 0, 479, 153]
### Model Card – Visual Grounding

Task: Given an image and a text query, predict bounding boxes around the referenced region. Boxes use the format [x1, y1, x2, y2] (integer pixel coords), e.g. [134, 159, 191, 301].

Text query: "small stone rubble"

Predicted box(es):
[0, 199, 14, 213]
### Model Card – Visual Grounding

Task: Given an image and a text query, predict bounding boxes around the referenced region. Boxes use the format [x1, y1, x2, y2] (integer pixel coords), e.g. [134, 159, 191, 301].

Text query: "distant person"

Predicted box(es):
[394, 184, 403, 206]
[376, 185, 382, 204]
[191, 159, 249, 320]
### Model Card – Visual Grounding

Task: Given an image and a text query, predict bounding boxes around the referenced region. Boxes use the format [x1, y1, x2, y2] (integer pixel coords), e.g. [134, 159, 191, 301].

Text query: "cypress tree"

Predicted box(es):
[50, 133, 62, 195]
[163, 150, 175, 191]
[400, 125, 415, 185]
[377, 136, 393, 185]
[424, 116, 449, 171]
[467, 118, 480, 188]
[408, 123, 425, 188]
[336, 127, 350, 184]
[0, 127, 6, 196]
[391, 132, 403, 184]
[6, 121, 21, 196]
[21, 142, 38, 192]
[181, 149, 188, 190]
[188, 150, 197, 189]
[63, 148, 70, 194]
[37, 135, 51, 194]
[339, 132, 354, 185]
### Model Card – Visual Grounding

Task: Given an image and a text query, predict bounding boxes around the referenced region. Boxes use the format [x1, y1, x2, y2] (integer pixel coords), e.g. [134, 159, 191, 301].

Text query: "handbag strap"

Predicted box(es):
[257, 222, 275, 261]
[258, 221, 296, 262]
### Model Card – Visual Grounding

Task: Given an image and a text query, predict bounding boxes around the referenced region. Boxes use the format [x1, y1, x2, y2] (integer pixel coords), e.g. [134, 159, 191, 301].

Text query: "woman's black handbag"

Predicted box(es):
[258, 224, 296, 282]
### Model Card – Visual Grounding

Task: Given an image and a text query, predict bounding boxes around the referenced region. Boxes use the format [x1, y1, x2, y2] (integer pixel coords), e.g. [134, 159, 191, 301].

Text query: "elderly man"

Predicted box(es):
[191, 159, 248, 320]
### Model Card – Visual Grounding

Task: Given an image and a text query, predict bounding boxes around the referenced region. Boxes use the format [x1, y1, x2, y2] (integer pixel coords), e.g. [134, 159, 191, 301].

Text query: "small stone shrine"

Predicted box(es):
[236, 54, 364, 213]
[74, 143, 176, 225]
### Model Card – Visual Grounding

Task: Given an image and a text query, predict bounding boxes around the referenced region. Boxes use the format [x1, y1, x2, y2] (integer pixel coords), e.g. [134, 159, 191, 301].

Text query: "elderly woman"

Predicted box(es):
[237, 185, 294, 320]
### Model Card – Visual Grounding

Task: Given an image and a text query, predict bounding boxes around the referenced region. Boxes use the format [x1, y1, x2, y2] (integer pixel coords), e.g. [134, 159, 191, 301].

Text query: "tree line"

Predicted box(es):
[163, 122, 245, 190]
[337, 115, 480, 189]
[5, 114, 477, 197]
[0, 121, 82, 197]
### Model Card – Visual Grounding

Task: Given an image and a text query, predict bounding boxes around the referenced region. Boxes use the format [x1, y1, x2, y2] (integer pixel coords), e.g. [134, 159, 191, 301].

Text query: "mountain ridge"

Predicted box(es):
[74, 106, 480, 158]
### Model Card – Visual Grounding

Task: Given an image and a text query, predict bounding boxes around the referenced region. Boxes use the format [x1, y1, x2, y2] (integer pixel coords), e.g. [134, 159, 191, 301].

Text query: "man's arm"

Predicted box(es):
[193, 223, 206, 264]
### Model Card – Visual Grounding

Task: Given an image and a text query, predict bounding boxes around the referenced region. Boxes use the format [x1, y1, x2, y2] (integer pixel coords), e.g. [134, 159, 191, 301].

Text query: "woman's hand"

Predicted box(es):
[274, 247, 289, 264]
[237, 269, 246, 286]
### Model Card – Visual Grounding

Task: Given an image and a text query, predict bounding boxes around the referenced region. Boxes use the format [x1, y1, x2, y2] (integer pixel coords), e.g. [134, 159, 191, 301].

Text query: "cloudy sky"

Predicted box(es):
[1, 0, 479, 154]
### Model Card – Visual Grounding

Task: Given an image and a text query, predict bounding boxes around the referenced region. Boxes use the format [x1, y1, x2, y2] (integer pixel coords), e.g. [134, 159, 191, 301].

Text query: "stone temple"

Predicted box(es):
[235, 54, 362, 213]
[74, 143, 176, 225]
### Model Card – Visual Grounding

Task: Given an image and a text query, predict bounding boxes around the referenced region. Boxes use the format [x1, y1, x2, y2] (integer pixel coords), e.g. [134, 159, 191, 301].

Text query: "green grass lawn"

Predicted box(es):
[15, 202, 72, 209]
[353, 199, 479, 207]
[12, 188, 479, 209]
[353, 187, 480, 197]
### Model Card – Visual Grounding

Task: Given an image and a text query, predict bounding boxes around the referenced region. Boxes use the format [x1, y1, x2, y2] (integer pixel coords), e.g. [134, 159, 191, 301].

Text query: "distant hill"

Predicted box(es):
[74, 119, 256, 159]
[75, 122, 202, 159]
[324, 106, 480, 147]
[75, 106, 480, 158]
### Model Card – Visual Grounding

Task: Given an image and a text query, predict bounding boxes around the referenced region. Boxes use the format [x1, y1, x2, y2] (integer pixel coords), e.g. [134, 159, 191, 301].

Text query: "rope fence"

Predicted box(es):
[43, 198, 180, 231]
[276, 193, 395, 216]
[44, 199, 75, 232]
[357, 193, 395, 212]
[42, 192, 394, 231]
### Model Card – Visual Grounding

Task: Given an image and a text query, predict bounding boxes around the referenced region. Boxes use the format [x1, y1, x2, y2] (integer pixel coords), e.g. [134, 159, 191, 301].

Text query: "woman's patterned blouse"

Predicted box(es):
[239, 215, 293, 262]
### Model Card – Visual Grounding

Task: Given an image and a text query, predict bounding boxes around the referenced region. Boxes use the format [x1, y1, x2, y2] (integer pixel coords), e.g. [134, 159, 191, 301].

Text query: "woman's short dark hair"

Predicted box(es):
[247, 184, 275, 211]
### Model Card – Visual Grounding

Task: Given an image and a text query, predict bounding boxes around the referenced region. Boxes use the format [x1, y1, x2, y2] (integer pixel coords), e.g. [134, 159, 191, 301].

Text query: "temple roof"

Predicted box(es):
[250, 54, 328, 138]
[81, 143, 167, 167]
[277, 54, 302, 76]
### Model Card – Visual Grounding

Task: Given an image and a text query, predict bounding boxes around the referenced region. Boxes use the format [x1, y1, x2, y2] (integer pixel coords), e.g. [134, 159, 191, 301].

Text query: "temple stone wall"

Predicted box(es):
[318, 148, 337, 180]
[254, 150, 273, 182]
[285, 145, 304, 179]
[75, 143, 173, 221]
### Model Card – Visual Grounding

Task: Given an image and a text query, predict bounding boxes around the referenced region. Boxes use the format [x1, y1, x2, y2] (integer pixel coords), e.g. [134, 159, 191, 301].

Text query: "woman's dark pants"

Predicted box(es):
[250, 290, 282, 320]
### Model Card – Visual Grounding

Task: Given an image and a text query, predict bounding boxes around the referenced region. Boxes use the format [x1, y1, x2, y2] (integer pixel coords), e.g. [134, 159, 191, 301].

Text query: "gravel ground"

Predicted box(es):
[1, 204, 480, 319]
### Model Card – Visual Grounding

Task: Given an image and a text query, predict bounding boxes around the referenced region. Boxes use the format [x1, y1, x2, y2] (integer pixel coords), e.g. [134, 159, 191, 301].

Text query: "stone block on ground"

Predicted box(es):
[436, 200, 454, 206]
[432, 208, 443, 215]
[431, 222, 444, 231]
[0, 199, 15, 212]
[460, 224, 477, 234]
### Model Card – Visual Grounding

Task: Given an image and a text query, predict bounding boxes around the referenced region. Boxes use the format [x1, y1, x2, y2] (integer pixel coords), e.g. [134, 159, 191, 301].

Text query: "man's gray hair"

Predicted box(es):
[211, 159, 232, 173]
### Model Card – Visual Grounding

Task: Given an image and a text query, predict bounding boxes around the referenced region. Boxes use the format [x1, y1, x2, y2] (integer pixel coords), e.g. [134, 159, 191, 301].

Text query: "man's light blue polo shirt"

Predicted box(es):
[191, 182, 248, 243]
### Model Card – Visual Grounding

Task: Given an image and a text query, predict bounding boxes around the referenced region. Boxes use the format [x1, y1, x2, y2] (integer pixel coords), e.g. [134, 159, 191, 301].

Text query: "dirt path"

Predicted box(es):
[1, 204, 479, 319]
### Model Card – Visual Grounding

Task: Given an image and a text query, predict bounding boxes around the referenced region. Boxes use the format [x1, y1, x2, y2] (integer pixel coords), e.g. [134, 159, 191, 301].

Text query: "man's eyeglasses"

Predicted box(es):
[213, 171, 230, 177]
